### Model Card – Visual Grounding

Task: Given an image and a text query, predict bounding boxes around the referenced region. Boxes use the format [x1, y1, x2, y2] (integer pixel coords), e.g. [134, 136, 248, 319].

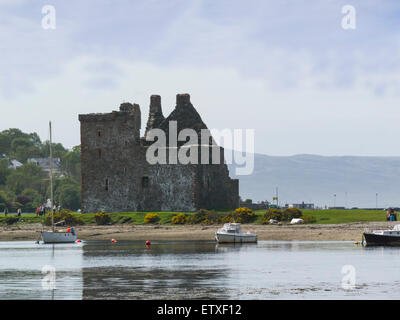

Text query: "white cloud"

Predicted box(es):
[1, 0, 400, 156]
[1, 53, 399, 157]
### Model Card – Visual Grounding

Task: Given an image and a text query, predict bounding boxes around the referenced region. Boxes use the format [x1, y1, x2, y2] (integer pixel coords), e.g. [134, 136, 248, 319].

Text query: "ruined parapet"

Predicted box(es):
[120, 102, 135, 112]
[79, 101, 141, 147]
[145, 95, 165, 139]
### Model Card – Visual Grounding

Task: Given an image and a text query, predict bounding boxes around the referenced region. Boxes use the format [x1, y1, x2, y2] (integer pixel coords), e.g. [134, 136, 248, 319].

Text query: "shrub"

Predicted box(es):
[282, 208, 302, 221]
[222, 207, 256, 224]
[189, 209, 221, 225]
[189, 209, 207, 224]
[44, 209, 84, 226]
[202, 210, 221, 225]
[221, 215, 235, 223]
[171, 213, 188, 224]
[4, 217, 20, 225]
[144, 213, 160, 224]
[116, 216, 132, 224]
[15, 195, 32, 206]
[94, 211, 112, 225]
[301, 215, 316, 224]
[262, 208, 283, 224]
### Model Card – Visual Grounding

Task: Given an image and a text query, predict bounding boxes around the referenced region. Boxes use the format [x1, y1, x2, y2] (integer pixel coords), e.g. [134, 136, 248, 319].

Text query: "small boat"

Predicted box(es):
[363, 224, 400, 246]
[42, 228, 77, 244]
[40, 121, 78, 244]
[215, 223, 257, 243]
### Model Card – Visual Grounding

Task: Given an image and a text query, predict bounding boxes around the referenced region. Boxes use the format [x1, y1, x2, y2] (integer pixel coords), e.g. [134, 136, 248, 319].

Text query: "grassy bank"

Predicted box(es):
[0, 209, 390, 226]
[301, 209, 388, 224]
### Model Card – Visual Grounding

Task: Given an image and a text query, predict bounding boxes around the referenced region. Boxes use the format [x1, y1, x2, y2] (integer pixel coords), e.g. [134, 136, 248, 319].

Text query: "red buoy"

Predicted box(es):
[111, 239, 117, 243]
[76, 239, 81, 243]
[145, 240, 151, 246]
[67, 228, 71, 232]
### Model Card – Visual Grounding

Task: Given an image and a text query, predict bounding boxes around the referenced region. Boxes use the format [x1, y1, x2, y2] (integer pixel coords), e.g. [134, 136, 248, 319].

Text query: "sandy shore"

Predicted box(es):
[0, 221, 398, 242]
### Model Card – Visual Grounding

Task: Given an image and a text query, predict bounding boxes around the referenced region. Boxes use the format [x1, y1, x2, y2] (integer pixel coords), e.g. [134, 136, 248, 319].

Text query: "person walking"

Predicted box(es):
[4, 206, 8, 216]
[17, 208, 21, 217]
[36, 206, 40, 217]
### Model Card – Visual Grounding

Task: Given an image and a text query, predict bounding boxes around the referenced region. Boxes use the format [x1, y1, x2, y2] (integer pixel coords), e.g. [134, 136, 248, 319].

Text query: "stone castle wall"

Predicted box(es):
[79, 94, 239, 212]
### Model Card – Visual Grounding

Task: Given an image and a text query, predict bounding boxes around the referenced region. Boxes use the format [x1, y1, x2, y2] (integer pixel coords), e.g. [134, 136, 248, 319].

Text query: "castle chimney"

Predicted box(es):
[145, 94, 165, 138]
[176, 93, 190, 106]
[149, 95, 162, 113]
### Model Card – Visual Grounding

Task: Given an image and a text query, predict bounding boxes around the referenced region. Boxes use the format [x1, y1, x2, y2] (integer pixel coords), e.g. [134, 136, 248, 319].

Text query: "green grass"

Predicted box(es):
[0, 209, 389, 226]
[253, 209, 387, 224]
[301, 209, 387, 224]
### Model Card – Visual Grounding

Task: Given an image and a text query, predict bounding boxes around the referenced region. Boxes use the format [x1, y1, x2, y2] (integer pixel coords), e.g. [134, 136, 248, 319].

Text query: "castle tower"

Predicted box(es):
[145, 95, 165, 139]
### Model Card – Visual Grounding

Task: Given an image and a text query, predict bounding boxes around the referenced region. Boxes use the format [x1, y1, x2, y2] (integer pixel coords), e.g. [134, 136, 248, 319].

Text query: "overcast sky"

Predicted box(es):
[1, 0, 399, 156]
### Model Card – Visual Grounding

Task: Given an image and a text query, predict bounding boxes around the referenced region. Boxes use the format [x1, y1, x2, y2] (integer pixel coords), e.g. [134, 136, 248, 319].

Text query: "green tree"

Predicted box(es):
[40, 141, 68, 159]
[57, 184, 81, 210]
[54, 177, 81, 210]
[10, 138, 41, 163]
[1, 128, 27, 141]
[61, 146, 81, 182]
[0, 159, 11, 185]
[6, 163, 47, 196]
[0, 190, 7, 207]
[21, 188, 42, 207]
[0, 189, 13, 208]
[0, 133, 11, 155]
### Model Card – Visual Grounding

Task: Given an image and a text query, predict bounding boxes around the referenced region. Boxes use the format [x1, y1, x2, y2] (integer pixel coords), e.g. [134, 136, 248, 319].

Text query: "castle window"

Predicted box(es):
[105, 178, 109, 191]
[97, 130, 103, 138]
[142, 176, 149, 188]
[98, 149, 102, 158]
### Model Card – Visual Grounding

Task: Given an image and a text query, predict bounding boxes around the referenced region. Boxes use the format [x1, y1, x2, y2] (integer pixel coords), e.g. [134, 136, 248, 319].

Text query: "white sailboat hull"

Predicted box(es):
[215, 232, 257, 243]
[41, 232, 77, 243]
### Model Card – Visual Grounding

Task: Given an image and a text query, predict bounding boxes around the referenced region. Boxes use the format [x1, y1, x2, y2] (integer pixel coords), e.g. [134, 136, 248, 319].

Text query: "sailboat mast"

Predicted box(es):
[49, 121, 55, 233]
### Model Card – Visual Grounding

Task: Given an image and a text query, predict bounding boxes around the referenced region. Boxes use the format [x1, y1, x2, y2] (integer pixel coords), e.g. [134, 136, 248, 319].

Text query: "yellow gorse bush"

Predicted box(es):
[222, 207, 255, 223]
[144, 213, 160, 224]
[171, 213, 188, 224]
[94, 211, 111, 225]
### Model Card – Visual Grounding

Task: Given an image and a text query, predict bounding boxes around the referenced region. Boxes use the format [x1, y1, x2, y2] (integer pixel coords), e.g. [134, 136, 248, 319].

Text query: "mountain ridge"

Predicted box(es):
[227, 152, 400, 208]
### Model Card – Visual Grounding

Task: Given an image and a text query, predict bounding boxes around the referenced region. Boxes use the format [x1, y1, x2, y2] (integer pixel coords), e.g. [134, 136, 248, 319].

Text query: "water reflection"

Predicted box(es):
[82, 241, 230, 299]
[1, 240, 400, 299]
[0, 241, 83, 300]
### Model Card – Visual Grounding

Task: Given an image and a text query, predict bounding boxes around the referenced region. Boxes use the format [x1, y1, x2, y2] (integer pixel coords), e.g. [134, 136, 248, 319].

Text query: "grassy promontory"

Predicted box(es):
[0, 209, 390, 226]
[0, 209, 396, 242]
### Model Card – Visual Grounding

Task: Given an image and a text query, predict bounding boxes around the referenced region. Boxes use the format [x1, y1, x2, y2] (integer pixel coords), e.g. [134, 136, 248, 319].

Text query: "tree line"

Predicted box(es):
[0, 128, 81, 211]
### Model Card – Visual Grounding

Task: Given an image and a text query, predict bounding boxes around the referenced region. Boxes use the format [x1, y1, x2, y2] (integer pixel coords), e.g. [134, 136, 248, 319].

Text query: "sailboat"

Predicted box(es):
[41, 121, 77, 244]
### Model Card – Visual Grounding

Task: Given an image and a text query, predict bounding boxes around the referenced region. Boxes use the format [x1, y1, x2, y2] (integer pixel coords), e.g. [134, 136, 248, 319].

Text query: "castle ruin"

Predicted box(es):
[79, 94, 239, 212]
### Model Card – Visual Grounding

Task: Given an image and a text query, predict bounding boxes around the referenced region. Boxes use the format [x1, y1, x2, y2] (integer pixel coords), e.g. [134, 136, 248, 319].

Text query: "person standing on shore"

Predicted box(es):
[4, 207, 8, 216]
[17, 208, 21, 217]
[387, 209, 391, 221]
[387, 208, 397, 221]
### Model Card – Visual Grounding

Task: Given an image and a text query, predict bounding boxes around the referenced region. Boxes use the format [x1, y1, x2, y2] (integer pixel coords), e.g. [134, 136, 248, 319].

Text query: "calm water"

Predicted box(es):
[0, 240, 399, 299]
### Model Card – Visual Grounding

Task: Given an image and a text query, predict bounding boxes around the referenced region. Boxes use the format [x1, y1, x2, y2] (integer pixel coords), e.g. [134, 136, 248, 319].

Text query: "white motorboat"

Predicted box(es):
[363, 224, 400, 246]
[215, 223, 257, 243]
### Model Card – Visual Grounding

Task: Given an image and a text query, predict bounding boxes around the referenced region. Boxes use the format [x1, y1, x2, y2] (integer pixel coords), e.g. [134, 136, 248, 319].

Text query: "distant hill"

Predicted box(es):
[228, 153, 400, 208]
